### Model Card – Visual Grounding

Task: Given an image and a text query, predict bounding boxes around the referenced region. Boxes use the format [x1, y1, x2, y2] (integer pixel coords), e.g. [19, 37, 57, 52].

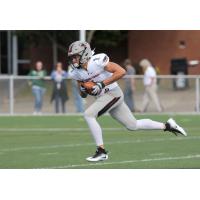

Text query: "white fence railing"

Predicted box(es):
[0, 75, 200, 115]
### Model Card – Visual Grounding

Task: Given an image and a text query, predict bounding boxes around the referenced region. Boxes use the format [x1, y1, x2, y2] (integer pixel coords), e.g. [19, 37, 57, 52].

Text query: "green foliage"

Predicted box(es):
[16, 30, 128, 50]
[16, 30, 77, 49]
[91, 30, 128, 47]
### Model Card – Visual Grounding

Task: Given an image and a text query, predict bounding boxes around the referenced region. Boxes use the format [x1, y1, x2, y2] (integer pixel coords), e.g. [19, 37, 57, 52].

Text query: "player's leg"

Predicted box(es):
[84, 91, 122, 161]
[110, 101, 165, 130]
[110, 101, 187, 135]
[109, 87, 187, 135]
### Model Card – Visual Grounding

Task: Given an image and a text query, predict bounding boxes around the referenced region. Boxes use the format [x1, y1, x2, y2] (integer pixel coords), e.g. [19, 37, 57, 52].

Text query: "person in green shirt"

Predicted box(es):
[28, 61, 47, 114]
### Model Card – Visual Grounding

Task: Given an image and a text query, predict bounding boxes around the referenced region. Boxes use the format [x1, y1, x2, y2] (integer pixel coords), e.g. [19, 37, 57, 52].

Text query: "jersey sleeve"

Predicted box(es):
[68, 69, 79, 80]
[94, 53, 110, 69]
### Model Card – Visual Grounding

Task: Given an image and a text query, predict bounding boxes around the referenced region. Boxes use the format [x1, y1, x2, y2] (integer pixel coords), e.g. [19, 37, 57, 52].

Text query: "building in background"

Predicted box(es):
[1, 30, 200, 75]
[128, 30, 200, 75]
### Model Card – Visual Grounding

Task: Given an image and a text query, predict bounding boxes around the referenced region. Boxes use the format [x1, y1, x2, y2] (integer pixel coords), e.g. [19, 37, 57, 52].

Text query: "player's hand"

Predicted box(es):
[79, 85, 88, 98]
[91, 82, 105, 95]
[80, 85, 87, 93]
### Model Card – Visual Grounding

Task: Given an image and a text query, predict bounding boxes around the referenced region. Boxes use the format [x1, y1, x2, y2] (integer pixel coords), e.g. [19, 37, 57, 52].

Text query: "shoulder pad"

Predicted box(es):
[92, 53, 109, 67]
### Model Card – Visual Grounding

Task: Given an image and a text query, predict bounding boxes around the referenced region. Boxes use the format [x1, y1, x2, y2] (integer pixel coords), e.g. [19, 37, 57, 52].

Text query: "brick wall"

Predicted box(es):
[128, 30, 200, 74]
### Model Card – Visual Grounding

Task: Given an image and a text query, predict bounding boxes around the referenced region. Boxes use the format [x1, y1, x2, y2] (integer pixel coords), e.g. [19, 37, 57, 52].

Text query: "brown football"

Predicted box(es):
[81, 81, 96, 94]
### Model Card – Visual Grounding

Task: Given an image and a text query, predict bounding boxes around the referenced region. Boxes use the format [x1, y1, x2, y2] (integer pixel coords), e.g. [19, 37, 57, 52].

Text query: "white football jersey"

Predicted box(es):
[69, 53, 118, 95]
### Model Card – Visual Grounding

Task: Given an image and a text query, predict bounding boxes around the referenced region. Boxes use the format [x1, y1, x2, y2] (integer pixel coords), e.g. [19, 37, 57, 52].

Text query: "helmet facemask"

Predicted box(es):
[68, 54, 82, 69]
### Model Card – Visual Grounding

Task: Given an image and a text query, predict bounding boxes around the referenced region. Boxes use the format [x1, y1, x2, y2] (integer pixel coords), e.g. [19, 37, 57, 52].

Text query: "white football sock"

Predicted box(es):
[84, 116, 103, 146]
[136, 119, 165, 130]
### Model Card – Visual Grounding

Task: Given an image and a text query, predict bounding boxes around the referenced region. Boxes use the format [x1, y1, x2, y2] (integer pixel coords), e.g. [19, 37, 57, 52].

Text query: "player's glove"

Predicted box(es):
[91, 82, 105, 96]
[80, 85, 86, 93]
[80, 86, 88, 98]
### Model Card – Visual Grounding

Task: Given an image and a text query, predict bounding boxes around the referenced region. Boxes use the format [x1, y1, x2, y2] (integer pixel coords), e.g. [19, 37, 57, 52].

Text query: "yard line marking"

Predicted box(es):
[46, 154, 200, 169]
[0, 136, 199, 152]
[0, 113, 199, 117]
[0, 143, 94, 152]
[40, 152, 58, 156]
[150, 152, 165, 156]
[0, 127, 125, 132]
[0, 127, 197, 132]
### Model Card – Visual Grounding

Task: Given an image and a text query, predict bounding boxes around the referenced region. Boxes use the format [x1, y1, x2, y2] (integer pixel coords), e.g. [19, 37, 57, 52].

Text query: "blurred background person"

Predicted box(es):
[139, 59, 162, 113]
[68, 65, 85, 113]
[50, 62, 68, 113]
[71, 79, 85, 112]
[123, 58, 136, 112]
[154, 65, 161, 85]
[28, 61, 47, 115]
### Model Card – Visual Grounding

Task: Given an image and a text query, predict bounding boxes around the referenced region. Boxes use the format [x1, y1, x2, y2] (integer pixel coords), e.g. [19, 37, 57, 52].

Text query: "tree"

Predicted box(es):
[89, 30, 128, 47]
[17, 30, 128, 50]
[16, 30, 128, 66]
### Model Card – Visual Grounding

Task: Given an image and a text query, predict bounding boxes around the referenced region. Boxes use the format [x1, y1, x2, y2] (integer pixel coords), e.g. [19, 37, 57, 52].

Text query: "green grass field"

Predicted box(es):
[0, 114, 199, 169]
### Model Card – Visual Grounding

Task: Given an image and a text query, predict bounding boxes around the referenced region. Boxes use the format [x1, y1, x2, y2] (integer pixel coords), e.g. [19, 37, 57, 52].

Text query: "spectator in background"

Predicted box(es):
[28, 61, 47, 115]
[154, 65, 161, 85]
[68, 65, 85, 113]
[139, 59, 162, 112]
[50, 62, 68, 113]
[123, 58, 136, 112]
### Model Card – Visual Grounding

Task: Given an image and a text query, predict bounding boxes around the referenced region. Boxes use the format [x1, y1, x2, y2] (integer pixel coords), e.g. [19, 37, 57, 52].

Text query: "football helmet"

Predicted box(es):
[68, 41, 93, 68]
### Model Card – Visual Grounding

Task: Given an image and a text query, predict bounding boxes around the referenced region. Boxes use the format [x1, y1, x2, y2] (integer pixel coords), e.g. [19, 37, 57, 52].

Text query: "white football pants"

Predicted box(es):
[84, 86, 164, 146]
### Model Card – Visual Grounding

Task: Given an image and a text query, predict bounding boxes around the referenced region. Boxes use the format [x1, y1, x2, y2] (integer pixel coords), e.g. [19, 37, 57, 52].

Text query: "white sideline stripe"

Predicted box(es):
[0, 112, 200, 116]
[0, 127, 197, 132]
[0, 136, 199, 152]
[150, 153, 165, 156]
[0, 127, 125, 132]
[47, 154, 200, 169]
[40, 152, 58, 156]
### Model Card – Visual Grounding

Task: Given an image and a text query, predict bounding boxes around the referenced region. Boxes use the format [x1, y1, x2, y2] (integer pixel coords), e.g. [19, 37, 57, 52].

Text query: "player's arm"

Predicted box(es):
[77, 80, 88, 98]
[91, 62, 126, 95]
[103, 62, 126, 86]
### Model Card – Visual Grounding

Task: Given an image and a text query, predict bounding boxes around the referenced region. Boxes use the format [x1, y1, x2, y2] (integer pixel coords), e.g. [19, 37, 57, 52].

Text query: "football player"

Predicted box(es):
[68, 41, 187, 162]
